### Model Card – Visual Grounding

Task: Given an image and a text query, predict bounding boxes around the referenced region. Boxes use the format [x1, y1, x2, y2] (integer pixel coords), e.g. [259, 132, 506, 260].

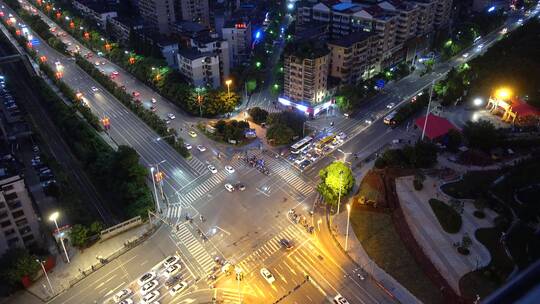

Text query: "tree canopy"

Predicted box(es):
[463, 120, 499, 151]
[317, 162, 355, 206]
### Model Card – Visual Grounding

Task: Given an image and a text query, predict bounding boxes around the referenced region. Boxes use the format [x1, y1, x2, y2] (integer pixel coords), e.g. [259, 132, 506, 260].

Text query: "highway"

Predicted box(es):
[0, 0, 533, 302]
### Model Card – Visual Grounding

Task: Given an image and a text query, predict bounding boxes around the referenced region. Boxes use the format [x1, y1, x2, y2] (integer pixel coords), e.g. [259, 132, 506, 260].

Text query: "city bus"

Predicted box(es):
[290, 136, 313, 154]
[384, 111, 398, 125]
[315, 134, 336, 153]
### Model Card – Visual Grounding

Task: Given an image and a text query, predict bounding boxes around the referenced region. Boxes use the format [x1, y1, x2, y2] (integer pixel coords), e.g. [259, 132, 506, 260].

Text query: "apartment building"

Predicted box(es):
[138, 0, 176, 35]
[175, 0, 210, 27]
[328, 31, 379, 84]
[191, 35, 230, 80]
[283, 42, 330, 105]
[221, 19, 252, 67]
[72, 0, 118, 29]
[0, 172, 41, 256]
[177, 49, 220, 88]
[107, 16, 144, 44]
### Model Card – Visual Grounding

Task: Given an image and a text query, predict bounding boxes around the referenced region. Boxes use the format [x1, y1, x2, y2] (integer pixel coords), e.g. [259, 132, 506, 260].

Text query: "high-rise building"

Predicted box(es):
[191, 35, 230, 80]
[138, 0, 176, 35]
[221, 19, 252, 67]
[283, 42, 330, 105]
[0, 172, 41, 256]
[175, 0, 210, 27]
[328, 32, 379, 84]
[177, 49, 221, 88]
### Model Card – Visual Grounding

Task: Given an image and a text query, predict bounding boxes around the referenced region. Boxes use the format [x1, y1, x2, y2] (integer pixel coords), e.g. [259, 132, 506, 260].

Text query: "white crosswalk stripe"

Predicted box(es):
[221, 289, 244, 304]
[247, 152, 313, 197]
[173, 224, 215, 274]
[235, 224, 306, 274]
[186, 156, 207, 174]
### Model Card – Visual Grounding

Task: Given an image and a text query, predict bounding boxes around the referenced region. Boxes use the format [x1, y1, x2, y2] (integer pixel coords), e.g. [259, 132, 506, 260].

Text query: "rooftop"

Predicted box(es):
[285, 41, 329, 59]
[178, 48, 215, 61]
[328, 31, 374, 47]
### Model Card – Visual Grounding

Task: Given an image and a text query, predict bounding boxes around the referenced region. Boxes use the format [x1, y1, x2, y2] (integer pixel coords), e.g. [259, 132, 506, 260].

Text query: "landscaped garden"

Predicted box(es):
[428, 199, 462, 234]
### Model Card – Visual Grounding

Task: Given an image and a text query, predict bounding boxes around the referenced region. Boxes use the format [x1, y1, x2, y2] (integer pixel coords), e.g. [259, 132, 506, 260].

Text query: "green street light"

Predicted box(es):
[273, 84, 279, 89]
[255, 61, 262, 68]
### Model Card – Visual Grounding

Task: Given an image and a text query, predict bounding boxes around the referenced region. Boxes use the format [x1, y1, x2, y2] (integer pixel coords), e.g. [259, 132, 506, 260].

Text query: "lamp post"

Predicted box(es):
[421, 80, 435, 141]
[345, 203, 351, 251]
[225, 79, 232, 99]
[336, 170, 344, 215]
[195, 87, 205, 117]
[149, 167, 160, 214]
[36, 259, 54, 294]
[48, 212, 70, 263]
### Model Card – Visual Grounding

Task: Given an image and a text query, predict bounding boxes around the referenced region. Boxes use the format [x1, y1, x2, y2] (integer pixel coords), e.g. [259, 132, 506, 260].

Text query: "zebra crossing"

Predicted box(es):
[166, 159, 245, 218]
[185, 155, 208, 175]
[254, 152, 314, 197]
[220, 289, 244, 304]
[173, 223, 215, 275]
[235, 224, 306, 275]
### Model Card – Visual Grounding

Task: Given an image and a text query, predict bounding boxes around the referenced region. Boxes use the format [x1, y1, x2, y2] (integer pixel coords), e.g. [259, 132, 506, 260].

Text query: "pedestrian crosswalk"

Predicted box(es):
[235, 224, 306, 275]
[173, 224, 215, 275]
[220, 289, 245, 304]
[186, 155, 208, 175]
[250, 152, 314, 197]
[166, 159, 245, 218]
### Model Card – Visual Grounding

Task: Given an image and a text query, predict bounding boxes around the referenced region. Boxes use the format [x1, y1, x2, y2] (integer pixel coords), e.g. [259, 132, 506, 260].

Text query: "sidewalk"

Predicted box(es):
[331, 161, 422, 304]
[27, 224, 150, 301]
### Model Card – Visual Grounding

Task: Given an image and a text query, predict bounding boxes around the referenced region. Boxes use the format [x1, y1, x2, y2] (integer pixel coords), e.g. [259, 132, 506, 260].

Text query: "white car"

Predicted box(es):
[188, 130, 197, 137]
[364, 116, 374, 124]
[141, 291, 159, 303]
[167, 113, 176, 120]
[165, 264, 181, 277]
[224, 183, 234, 192]
[260, 268, 275, 284]
[94, 61, 100, 66]
[113, 288, 131, 302]
[333, 295, 350, 304]
[185, 143, 192, 150]
[137, 272, 156, 286]
[337, 132, 347, 140]
[386, 102, 395, 109]
[462, 52, 469, 58]
[476, 44, 484, 50]
[208, 165, 217, 174]
[169, 281, 187, 296]
[91, 86, 98, 92]
[225, 165, 235, 173]
[151, 98, 157, 103]
[163, 255, 180, 267]
[197, 145, 206, 152]
[140, 280, 158, 295]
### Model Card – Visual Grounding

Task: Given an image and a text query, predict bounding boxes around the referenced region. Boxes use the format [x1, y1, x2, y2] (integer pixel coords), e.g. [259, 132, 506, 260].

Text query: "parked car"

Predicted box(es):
[113, 288, 131, 303]
[137, 272, 156, 286]
[224, 183, 234, 192]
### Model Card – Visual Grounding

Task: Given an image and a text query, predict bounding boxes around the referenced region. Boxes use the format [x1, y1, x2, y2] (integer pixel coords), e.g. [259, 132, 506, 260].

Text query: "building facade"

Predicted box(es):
[177, 49, 220, 88]
[138, 0, 176, 34]
[72, 0, 118, 29]
[0, 174, 41, 256]
[191, 35, 230, 80]
[283, 43, 330, 105]
[328, 32, 379, 84]
[175, 0, 210, 27]
[221, 20, 252, 67]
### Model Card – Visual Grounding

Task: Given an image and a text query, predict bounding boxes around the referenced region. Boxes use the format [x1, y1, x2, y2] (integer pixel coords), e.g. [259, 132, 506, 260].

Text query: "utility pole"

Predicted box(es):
[421, 80, 435, 141]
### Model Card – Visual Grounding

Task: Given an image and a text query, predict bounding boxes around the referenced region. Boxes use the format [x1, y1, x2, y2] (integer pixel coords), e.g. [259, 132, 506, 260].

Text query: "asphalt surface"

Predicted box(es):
[1, 1, 534, 303]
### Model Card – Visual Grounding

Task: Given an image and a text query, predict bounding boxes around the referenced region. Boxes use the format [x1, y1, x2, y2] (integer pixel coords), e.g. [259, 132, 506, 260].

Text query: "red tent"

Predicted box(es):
[511, 98, 540, 117]
[415, 114, 458, 140]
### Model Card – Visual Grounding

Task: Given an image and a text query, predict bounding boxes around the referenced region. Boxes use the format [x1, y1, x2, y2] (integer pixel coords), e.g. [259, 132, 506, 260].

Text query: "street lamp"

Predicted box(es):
[495, 87, 512, 100]
[36, 259, 54, 294]
[336, 170, 344, 215]
[195, 87, 205, 117]
[48, 212, 70, 263]
[149, 167, 160, 213]
[225, 79, 232, 99]
[345, 204, 351, 251]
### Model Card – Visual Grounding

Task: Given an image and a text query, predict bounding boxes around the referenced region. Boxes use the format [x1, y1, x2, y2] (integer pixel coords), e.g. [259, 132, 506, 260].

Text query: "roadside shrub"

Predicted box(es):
[413, 178, 424, 191]
[429, 199, 462, 233]
[248, 107, 269, 124]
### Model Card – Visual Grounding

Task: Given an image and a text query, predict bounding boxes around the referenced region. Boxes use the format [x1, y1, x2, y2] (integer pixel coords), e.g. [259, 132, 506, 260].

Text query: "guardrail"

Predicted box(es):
[100, 216, 142, 241]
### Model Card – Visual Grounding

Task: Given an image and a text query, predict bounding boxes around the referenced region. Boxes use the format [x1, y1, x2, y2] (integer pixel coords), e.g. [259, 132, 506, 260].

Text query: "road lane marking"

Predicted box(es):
[95, 274, 117, 290]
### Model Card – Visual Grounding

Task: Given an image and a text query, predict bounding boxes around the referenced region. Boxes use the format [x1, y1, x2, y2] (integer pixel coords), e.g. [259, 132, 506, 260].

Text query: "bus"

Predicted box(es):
[383, 111, 398, 125]
[315, 135, 336, 152]
[290, 136, 313, 154]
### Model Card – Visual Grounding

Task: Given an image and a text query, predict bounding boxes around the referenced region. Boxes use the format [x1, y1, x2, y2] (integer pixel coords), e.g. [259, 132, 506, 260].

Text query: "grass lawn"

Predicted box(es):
[354, 170, 385, 207]
[350, 207, 443, 304]
[428, 199, 462, 234]
[459, 227, 514, 298]
[441, 170, 502, 199]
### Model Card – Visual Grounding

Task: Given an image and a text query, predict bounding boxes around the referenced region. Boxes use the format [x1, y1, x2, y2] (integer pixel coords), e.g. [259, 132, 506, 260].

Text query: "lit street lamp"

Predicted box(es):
[150, 167, 160, 213]
[495, 87, 512, 100]
[225, 79, 232, 99]
[195, 87, 205, 117]
[345, 204, 351, 251]
[36, 259, 54, 294]
[49, 212, 70, 263]
[336, 170, 344, 215]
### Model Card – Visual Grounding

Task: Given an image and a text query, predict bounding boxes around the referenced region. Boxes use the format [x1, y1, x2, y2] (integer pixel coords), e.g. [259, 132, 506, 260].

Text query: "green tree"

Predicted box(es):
[463, 120, 499, 151]
[89, 221, 104, 235]
[410, 141, 438, 168]
[70, 224, 89, 248]
[318, 162, 355, 206]
[248, 107, 269, 124]
[446, 129, 463, 151]
[0, 248, 40, 286]
[266, 124, 295, 145]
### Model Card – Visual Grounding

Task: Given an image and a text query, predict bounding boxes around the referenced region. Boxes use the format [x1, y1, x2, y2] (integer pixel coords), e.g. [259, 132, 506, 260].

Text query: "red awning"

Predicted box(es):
[511, 98, 540, 117]
[415, 114, 457, 140]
